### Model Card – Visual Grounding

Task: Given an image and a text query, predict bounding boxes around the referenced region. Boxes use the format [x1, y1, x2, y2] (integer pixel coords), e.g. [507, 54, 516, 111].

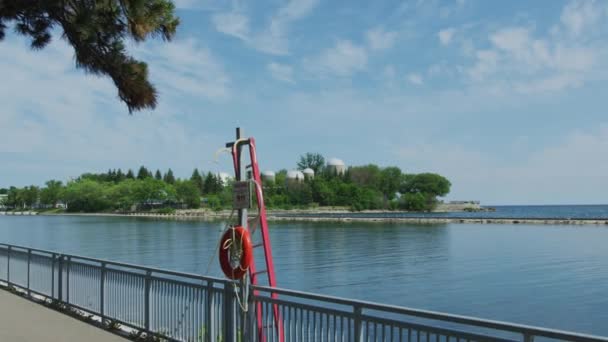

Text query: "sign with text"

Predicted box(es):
[232, 181, 252, 209]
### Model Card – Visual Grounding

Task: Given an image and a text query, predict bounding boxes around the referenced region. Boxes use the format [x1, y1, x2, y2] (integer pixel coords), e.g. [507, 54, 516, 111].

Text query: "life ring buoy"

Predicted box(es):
[219, 226, 253, 279]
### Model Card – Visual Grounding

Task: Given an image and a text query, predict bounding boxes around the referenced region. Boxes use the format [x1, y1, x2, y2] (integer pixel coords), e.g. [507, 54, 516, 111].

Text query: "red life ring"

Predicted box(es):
[219, 226, 253, 279]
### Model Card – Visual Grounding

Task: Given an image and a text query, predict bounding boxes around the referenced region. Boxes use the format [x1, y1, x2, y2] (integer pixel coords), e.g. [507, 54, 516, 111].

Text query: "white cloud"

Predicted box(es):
[490, 27, 530, 52]
[438, 28, 456, 46]
[0, 35, 231, 187]
[212, 0, 319, 55]
[463, 7, 603, 93]
[133, 38, 230, 100]
[468, 50, 499, 81]
[212, 12, 249, 40]
[366, 27, 398, 51]
[394, 125, 608, 204]
[305, 40, 368, 76]
[560, 0, 603, 36]
[407, 73, 423, 85]
[267, 62, 294, 83]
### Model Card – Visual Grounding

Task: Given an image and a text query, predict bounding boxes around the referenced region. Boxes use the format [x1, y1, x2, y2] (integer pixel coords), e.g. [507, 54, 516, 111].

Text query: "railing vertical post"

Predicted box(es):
[206, 281, 215, 342]
[353, 305, 363, 342]
[51, 253, 55, 298]
[58, 255, 63, 302]
[145, 270, 151, 332]
[66, 256, 70, 304]
[524, 334, 535, 342]
[6, 245, 10, 285]
[100, 262, 106, 322]
[26, 249, 31, 296]
[223, 283, 235, 342]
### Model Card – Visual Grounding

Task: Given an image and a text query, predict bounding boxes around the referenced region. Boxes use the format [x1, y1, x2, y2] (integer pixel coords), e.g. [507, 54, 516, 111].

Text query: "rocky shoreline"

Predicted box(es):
[4, 209, 603, 226]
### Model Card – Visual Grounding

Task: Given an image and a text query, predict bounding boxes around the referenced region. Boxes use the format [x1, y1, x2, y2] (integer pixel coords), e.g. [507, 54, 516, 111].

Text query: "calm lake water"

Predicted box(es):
[0, 215, 607, 336]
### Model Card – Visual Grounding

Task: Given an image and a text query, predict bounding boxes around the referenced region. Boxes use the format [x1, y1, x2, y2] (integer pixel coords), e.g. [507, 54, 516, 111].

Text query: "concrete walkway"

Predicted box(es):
[0, 290, 127, 342]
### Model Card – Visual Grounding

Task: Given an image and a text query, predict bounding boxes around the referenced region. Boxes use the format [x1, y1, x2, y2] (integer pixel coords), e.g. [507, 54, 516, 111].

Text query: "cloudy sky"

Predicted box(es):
[1, 0, 608, 205]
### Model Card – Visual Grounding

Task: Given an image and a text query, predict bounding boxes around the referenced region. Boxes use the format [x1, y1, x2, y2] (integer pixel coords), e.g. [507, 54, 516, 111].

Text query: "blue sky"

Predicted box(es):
[1, 0, 608, 205]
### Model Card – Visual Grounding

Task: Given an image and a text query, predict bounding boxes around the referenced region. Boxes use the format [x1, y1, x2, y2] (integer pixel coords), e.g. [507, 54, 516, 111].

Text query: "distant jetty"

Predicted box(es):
[23, 210, 606, 226]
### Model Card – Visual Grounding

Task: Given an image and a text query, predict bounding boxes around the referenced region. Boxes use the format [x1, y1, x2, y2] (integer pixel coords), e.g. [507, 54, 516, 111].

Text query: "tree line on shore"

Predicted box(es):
[0, 154, 451, 212]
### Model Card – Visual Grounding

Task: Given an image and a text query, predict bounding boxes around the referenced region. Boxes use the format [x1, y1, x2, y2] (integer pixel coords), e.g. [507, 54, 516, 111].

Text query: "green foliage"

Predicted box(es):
[62, 179, 110, 212]
[126, 169, 135, 179]
[190, 169, 204, 193]
[40, 180, 63, 206]
[0, 0, 180, 112]
[203, 172, 222, 194]
[154, 169, 162, 180]
[379, 167, 402, 200]
[163, 169, 175, 184]
[348, 164, 381, 189]
[0, 188, 7, 195]
[400, 173, 451, 197]
[137, 166, 152, 180]
[297, 153, 325, 174]
[175, 180, 201, 209]
[2, 162, 451, 213]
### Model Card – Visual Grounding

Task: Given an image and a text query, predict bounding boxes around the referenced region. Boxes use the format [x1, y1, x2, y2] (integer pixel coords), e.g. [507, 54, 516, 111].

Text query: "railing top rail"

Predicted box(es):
[0, 242, 232, 285]
[252, 285, 608, 342]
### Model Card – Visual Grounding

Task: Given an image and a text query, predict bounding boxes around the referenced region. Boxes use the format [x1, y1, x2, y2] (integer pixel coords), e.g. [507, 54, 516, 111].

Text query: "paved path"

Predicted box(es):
[0, 290, 127, 342]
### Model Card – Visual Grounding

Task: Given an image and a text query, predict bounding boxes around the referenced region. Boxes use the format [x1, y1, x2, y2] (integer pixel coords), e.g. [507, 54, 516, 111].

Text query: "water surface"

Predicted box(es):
[0, 215, 606, 336]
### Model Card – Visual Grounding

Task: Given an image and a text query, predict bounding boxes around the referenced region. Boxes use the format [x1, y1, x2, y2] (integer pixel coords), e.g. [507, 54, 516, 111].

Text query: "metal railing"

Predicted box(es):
[0, 243, 607, 342]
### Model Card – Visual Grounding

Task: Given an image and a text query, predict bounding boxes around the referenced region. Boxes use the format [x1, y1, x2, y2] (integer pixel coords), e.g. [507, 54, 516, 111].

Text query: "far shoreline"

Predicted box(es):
[2, 209, 608, 226]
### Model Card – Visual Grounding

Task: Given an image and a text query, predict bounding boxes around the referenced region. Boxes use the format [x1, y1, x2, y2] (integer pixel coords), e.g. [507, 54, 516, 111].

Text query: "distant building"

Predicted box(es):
[261, 170, 276, 183]
[327, 158, 346, 175]
[302, 168, 315, 179]
[286, 170, 305, 185]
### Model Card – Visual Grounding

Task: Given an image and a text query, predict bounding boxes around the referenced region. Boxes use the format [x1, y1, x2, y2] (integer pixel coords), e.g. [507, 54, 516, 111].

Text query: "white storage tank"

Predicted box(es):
[286, 170, 305, 185]
[327, 158, 346, 175]
[261, 170, 276, 183]
[302, 168, 315, 179]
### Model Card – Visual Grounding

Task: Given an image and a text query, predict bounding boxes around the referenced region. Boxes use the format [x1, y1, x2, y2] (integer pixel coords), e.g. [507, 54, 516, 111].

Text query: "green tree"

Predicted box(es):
[297, 153, 325, 174]
[126, 169, 135, 179]
[0, 188, 7, 195]
[116, 169, 126, 182]
[163, 169, 175, 184]
[40, 180, 63, 206]
[154, 169, 162, 180]
[20, 185, 40, 208]
[400, 173, 451, 197]
[348, 164, 381, 189]
[6, 186, 19, 207]
[190, 168, 204, 193]
[175, 180, 201, 208]
[311, 178, 334, 206]
[0, 0, 180, 112]
[203, 172, 222, 194]
[61, 179, 110, 212]
[399, 192, 428, 211]
[379, 167, 402, 201]
[133, 178, 174, 205]
[108, 179, 137, 211]
[137, 166, 151, 180]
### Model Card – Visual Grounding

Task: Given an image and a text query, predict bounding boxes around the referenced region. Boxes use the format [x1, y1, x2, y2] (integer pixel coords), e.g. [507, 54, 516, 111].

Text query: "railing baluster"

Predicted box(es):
[100, 262, 105, 322]
[145, 270, 151, 332]
[26, 249, 31, 296]
[354, 305, 363, 342]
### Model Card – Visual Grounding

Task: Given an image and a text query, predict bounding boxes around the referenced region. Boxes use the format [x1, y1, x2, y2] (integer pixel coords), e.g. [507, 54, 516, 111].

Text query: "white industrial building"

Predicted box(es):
[327, 158, 346, 175]
[261, 170, 276, 183]
[302, 168, 315, 179]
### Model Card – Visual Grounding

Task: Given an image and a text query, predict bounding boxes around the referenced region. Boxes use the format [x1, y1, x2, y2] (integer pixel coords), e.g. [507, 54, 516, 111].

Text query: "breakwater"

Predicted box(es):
[47, 211, 608, 225]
